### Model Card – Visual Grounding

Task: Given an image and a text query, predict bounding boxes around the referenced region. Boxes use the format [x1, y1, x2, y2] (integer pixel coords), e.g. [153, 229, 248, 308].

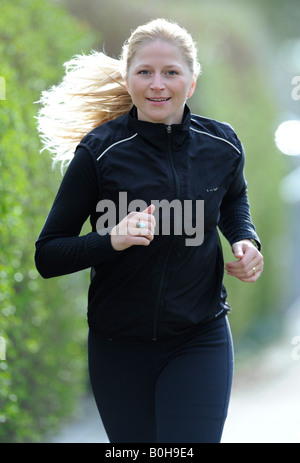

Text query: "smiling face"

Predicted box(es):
[126, 40, 196, 125]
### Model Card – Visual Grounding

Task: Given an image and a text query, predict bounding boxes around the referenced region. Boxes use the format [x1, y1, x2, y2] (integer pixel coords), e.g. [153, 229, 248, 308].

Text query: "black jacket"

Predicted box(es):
[35, 106, 260, 340]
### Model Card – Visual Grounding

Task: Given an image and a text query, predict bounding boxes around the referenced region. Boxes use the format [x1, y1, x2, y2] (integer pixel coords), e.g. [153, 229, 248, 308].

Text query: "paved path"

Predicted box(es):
[47, 314, 300, 444]
[222, 341, 300, 443]
[46, 395, 109, 443]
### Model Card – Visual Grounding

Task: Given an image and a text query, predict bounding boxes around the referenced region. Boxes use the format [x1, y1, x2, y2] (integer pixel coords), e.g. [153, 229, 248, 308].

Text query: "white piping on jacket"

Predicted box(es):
[190, 126, 241, 155]
[96, 133, 138, 161]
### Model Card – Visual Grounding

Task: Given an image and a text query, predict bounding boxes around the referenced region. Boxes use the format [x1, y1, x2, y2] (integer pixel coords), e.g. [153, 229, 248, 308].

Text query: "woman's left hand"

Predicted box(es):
[225, 239, 263, 282]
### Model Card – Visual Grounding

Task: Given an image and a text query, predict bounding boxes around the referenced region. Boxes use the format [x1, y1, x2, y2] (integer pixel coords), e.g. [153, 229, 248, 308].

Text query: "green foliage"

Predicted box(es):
[0, 0, 96, 443]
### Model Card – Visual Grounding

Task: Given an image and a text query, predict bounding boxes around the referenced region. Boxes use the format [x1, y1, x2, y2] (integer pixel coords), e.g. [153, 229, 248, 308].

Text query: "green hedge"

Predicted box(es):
[0, 0, 96, 443]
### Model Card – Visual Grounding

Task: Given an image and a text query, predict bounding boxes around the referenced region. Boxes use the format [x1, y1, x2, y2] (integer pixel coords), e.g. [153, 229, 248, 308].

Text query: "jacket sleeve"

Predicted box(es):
[218, 145, 261, 250]
[35, 147, 117, 279]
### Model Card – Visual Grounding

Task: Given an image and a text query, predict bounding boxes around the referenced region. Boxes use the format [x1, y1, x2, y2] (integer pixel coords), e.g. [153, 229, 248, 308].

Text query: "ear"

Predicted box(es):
[187, 75, 197, 98]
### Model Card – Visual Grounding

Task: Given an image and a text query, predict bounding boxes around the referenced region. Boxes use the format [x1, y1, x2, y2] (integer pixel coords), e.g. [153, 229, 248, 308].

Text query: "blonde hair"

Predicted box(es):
[121, 18, 201, 79]
[37, 18, 201, 169]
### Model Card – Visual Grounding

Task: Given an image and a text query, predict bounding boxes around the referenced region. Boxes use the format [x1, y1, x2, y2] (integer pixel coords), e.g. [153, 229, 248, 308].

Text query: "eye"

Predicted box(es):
[138, 70, 150, 75]
[166, 70, 179, 76]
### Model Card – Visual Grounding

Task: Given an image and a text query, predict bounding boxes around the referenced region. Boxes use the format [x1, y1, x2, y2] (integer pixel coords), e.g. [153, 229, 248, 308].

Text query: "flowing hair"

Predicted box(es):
[36, 52, 133, 169]
[36, 18, 201, 169]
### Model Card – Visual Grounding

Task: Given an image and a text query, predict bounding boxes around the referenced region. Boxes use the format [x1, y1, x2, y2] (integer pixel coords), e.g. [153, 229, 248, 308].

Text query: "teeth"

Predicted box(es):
[149, 98, 169, 101]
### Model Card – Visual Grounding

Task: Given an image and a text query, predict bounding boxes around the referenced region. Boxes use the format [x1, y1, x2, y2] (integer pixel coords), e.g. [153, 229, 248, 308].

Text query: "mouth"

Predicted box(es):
[147, 97, 171, 102]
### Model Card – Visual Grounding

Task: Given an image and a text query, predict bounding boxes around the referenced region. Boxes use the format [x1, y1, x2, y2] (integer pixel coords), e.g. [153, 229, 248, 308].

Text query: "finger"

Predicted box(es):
[226, 248, 258, 270]
[128, 235, 153, 247]
[137, 228, 154, 241]
[226, 264, 263, 280]
[232, 242, 244, 259]
[134, 204, 155, 222]
[238, 270, 263, 283]
[142, 204, 155, 215]
[134, 213, 156, 227]
[226, 261, 260, 276]
[128, 220, 154, 241]
[129, 211, 156, 236]
[225, 259, 254, 274]
[129, 224, 152, 238]
[229, 252, 260, 269]
[141, 204, 156, 229]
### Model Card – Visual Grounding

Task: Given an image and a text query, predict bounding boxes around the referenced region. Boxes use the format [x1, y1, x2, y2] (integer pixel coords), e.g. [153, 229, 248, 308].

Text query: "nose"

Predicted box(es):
[150, 72, 165, 90]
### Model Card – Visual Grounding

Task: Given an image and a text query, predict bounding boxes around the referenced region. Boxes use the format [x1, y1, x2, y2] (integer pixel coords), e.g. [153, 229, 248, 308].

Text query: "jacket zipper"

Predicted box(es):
[152, 125, 181, 341]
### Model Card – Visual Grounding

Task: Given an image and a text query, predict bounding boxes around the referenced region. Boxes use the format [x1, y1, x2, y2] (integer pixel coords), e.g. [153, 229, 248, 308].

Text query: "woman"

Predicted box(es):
[35, 18, 263, 443]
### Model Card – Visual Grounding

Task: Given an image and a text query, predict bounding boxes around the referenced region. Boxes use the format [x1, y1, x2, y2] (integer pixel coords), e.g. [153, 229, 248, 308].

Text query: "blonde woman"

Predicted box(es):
[35, 19, 263, 443]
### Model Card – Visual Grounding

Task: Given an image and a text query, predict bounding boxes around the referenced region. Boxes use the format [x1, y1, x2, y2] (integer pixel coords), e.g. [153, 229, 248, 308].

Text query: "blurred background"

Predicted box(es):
[0, 0, 299, 443]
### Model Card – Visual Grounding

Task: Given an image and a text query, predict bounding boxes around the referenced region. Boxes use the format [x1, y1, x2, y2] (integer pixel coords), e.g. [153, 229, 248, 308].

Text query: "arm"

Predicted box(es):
[218, 146, 260, 249]
[218, 145, 263, 282]
[35, 147, 116, 278]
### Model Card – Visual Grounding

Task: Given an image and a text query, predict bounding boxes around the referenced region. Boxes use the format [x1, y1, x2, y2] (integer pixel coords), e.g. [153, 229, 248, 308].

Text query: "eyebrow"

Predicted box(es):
[134, 63, 183, 70]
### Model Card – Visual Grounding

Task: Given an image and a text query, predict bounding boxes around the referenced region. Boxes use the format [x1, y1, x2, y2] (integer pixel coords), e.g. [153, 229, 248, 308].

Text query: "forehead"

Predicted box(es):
[129, 40, 188, 69]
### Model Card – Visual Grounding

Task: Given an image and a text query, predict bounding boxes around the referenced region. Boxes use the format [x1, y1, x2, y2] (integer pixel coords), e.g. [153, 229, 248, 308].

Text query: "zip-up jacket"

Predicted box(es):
[35, 105, 261, 340]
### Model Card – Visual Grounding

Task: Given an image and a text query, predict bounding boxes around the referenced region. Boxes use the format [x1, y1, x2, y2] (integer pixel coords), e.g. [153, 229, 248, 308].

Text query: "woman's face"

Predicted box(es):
[126, 40, 196, 125]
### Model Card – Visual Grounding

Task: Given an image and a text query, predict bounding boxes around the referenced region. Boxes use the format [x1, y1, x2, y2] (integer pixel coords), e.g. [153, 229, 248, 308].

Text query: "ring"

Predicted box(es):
[252, 267, 257, 276]
[137, 220, 147, 229]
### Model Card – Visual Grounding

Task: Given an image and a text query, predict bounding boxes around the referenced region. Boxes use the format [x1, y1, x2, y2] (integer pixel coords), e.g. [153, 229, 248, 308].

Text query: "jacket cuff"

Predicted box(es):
[86, 230, 119, 265]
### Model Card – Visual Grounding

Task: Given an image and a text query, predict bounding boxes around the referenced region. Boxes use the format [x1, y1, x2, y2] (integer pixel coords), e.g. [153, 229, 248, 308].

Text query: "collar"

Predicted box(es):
[128, 105, 191, 148]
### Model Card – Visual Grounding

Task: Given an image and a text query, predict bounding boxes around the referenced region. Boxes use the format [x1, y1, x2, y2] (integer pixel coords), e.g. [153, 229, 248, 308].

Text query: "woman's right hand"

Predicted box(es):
[110, 205, 156, 251]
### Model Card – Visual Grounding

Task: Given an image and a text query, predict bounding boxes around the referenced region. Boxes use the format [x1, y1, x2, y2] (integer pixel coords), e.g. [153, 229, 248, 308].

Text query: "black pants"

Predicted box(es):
[88, 316, 234, 443]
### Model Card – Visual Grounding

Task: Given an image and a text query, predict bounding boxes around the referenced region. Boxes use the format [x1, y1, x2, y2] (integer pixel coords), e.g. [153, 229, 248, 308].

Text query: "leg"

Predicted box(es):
[88, 330, 156, 443]
[155, 317, 234, 443]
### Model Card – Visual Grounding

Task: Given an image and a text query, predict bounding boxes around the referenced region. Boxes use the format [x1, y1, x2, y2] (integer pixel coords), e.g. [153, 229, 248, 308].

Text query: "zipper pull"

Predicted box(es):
[166, 125, 172, 134]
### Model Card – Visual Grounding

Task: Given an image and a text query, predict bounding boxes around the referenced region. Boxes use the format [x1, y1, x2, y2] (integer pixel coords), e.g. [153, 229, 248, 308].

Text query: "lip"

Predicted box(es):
[146, 97, 171, 106]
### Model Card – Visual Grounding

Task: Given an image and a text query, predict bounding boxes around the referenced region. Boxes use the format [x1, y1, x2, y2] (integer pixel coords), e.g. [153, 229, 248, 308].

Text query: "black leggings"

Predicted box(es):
[88, 316, 234, 443]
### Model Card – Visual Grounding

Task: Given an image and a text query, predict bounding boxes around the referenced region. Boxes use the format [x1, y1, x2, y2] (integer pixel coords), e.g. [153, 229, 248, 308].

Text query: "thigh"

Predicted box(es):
[88, 331, 156, 443]
[155, 317, 234, 443]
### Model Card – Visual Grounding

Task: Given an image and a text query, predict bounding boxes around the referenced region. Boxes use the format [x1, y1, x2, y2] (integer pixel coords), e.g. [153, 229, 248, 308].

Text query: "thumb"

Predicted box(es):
[232, 242, 244, 259]
[143, 204, 155, 215]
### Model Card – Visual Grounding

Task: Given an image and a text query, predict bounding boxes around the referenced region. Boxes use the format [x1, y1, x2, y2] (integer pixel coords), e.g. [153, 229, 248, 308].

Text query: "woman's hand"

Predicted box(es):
[110, 204, 156, 251]
[225, 239, 263, 282]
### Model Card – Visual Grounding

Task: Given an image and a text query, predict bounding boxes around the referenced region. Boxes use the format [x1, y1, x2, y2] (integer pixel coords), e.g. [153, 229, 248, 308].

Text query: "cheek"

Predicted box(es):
[173, 79, 193, 100]
[126, 80, 133, 97]
[126, 78, 143, 100]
